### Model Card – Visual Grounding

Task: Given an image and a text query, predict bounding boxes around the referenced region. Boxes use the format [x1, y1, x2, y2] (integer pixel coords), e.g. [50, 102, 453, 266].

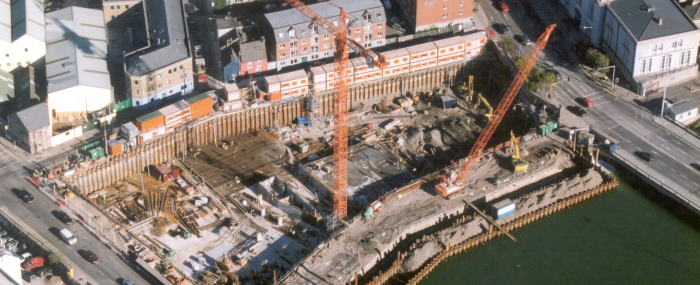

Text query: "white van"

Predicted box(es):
[59, 229, 77, 245]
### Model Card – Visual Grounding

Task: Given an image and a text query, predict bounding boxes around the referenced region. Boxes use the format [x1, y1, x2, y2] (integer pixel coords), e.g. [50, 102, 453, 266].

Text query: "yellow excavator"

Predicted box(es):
[478, 93, 493, 121]
[511, 131, 529, 172]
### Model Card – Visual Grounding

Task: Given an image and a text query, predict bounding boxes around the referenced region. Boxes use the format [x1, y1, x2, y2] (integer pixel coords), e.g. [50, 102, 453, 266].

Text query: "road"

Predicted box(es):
[0, 145, 149, 285]
[483, 0, 700, 195]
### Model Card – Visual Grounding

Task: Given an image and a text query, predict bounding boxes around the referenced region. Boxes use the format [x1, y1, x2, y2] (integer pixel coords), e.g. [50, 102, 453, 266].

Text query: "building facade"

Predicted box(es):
[220, 26, 268, 82]
[396, 0, 474, 31]
[124, 0, 193, 110]
[0, 0, 11, 72]
[45, 7, 113, 123]
[264, 0, 386, 71]
[10, 0, 46, 70]
[600, 0, 698, 92]
[559, 0, 609, 48]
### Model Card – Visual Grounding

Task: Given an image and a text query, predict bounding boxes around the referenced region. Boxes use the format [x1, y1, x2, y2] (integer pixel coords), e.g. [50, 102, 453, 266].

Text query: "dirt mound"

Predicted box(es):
[399, 240, 441, 273]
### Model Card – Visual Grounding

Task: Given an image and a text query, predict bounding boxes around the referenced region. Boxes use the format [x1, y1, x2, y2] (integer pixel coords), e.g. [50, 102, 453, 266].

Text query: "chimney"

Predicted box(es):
[657, 17, 663, 25]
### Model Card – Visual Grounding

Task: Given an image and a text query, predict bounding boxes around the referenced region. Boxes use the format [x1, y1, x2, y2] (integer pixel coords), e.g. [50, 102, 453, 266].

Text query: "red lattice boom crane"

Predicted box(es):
[281, 0, 388, 219]
[436, 24, 557, 198]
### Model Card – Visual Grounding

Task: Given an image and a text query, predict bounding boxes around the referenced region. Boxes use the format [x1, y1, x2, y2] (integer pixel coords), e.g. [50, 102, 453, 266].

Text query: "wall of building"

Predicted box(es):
[559, 0, 606, 48]
[103, 0, 141, 24]
[399, 0, 473, 31]
[52, 125, 83, 147]
[10, 36, 45, 69]
[240, 59, 268, 76]
[48, 85, 113, 114]
[0, 41, 11, 72]
[127, 58, 195, 109]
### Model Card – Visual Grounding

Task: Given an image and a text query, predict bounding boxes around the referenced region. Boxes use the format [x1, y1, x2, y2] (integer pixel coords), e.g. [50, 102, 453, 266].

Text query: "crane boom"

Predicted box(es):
[436, 24, 556, 197]
[332, 9, 349, 219]
[282, 0, 387, 68]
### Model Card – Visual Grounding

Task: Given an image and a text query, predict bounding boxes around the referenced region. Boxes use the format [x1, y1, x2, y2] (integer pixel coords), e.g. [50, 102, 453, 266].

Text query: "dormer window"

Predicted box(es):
[363, 11, 372, 22]
[288, 28, 296, 38]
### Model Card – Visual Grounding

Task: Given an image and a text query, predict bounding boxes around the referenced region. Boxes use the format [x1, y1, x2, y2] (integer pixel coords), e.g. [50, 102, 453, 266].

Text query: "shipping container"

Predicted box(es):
[88, 147, 105, 160]
[135, 111, 165, 131]
[491, 198, 515, 219]
[107, 139, 122, 155]
[186, 92, 214, 119]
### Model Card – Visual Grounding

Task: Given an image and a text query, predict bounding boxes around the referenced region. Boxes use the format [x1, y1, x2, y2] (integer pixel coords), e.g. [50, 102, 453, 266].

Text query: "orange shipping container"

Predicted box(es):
[135, 111, 165, 131]
[107, 140, 122, 155]
[186, 93, 213, 119]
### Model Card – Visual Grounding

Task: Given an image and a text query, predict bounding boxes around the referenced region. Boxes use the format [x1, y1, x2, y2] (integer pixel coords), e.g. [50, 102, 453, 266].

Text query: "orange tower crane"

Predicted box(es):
[436, 24, 557, 198]
[281, 0, 387, 219]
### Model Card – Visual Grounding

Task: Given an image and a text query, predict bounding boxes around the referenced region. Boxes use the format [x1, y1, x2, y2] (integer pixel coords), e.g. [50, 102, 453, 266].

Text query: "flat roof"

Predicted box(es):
[136, 110, 163, 122]
[434, 36, 465, 48]
[276, 69, 307, 82]
[380, 48, 410, 59]
[406, 42, 437, 54]
[158, 100, 190, 116]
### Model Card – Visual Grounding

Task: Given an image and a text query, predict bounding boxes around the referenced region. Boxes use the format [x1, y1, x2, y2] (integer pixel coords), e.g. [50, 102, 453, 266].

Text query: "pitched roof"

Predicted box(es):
[11, 0, 45, 42]
[13, 102, 50, 131]
[45, 7, 110, 93]
[125, 0, 189, 76]
[608, 0, 697, 41]
[0, 0, 10, 44]
[265, 0, 385, 43]
[238, 41, 267, 63]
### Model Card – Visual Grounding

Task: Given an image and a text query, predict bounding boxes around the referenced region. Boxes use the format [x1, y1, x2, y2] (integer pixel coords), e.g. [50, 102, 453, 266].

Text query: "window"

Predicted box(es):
[460, 1, 464, 6]
[641, 60, 646, 73]
[672, 40, 677, 49]
[314, 37, 319, 44]
[648, 59, 652, 72]
[459, 10, 464, 15]
[180, 74, 186, 79]
[324, 34, 329, 39]
[443, 13, 448, 18]
[134, 80, 139, 86]
[365, 25, 372, 32]
[660, 56, 666, 70]
[652, 44, 657, 53]
[311, 46, 318, 52]
[302, 47, 308, 54]
[302, 40, 307, 44]
[324, 43, 329, 48]
[666, 54, 672, 69]
[110, 6, 114, 10]
[135, 90, 140, 96]
[149, 86, 154, 92]
[280, 61, 286, 66]
[291, 50, 298, 57]
[377, 12, 382, 17]
[280, 53, 286, 58]
[658, 43, 663, 52]
[280, 43, 285, 48]
[377, 32, 382, 37]
[180, 65, 184, 70]
[289, 29, 296, 38]
[311, 54, 319, 59]
[257, 60, 262, 67]
[126, 5, 129, 9]
[168, 69, 172, 74]
[311, 26, 318, 34]
[117, 5, 121, 10]
[24, 48, 27, 52]
[348, 30, 352, 37]
[290, 59, 298, 64]
[364, 35, 372, 42]
[247, 62, 253, 68]
[149, 77, 153, 82]
[363, 13, 372, 21]
[158, 83, 162, 88]
[157, 74, 161, 79]
[686, 51, 691, 65]
[378, 23, 383, 28]
[291, 41, 298, 48]
[444, 5, 447, 9]
[679, 39, 683, 48]
[167, 80, 171, 85]
[680, 53, 685, 65]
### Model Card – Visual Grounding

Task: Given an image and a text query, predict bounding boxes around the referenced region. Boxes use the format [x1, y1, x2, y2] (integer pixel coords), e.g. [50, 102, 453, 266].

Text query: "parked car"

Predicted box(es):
[577, 97, 594, 108]
[495, 23, 508, 34]
[0, 230, 7, 237]
[194, 45, 203, 58]
[392, 23, 405, 32]
[567, 106, 587, 117]
[191, 36, 201, 45]
[1, 236, 14, 243]
[19, 252, 32, 262]
[22, 256, 44, 270]
[122, 279, 136, 285]
[6, 240, 19, 250]
[499, 2, 509, 12]
[57, 211, 73, 225]
[515, 34, 531, 45]
[36, 267, 53, 277]
[639, 152, 654, 162]
[84, 250, 100, 264]
[21, 191, 34, 203]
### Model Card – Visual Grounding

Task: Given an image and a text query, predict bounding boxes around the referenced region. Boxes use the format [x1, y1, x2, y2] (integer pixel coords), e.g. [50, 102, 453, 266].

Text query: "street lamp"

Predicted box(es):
[597, 65, 616, 89]
[660, 68, 670, 117]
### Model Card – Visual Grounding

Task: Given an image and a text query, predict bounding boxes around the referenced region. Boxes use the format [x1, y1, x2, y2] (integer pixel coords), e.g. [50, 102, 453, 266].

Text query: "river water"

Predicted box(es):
[420, 170, 700, 284]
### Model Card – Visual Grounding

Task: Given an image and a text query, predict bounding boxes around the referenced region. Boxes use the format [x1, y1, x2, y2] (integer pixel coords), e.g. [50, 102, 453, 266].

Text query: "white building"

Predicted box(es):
[10, 0, 46, 70]
[0, 0, 12, 72]
[665, 99, 699, 124]
[45, 7, 112, 120]
[559, 0, 699, 93]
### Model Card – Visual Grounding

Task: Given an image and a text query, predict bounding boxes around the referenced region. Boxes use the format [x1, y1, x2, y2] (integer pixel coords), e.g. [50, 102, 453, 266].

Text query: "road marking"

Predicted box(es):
[609, 124, 620, 129]
[595, 101, 611, 106]
[589, 95, 605, 100]
[660, 144, 672, 151]
[0, 143, 19, 162]
[658, 161, 668, 166]
[633, 121, 644, 128]
[694, 182, 700, 187]
[0, 161, 19, 171]
[681, 174, 688, 179]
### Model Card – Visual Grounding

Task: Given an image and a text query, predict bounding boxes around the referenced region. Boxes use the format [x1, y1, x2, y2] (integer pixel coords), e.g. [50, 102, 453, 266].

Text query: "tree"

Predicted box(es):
[583, 48, 610, 69]
[214, 0, 227, 11]
[498, 38, 517, 57]
[48, 253, 63, 265]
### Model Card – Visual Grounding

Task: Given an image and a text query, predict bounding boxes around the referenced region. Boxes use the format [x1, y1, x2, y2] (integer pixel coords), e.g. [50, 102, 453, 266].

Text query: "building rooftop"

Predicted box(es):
[185, 92, 211, 104]
[608, 0, 697, 41]
[159, 100, 190, 116]
[276, 69, 307, 82]
[14, 102, 50, 131]
[434, 36, 465, 48]
[11, 0, 45, 42]
[0, 69, 14, 104]
[265, 0, 385, 43]
[0, 0, 10, 44]
[125, 0, 189, 77]
[137, 110, 163, 123]
[380, 48, 410, 60]
[668, 99, 698, 114]
[45, 7, 111, 93]
[406, 42, 437, 54]
[683, 3, 700, 22]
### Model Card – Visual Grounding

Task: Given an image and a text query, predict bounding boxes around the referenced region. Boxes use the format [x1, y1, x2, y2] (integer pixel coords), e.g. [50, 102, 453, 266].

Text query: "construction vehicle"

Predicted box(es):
[477, 93, 493, 121]
[282, 0, 387, 220]
[363, 201, 383, 219]
[435, 24, 556, 198]
[511, 131, 528, 172]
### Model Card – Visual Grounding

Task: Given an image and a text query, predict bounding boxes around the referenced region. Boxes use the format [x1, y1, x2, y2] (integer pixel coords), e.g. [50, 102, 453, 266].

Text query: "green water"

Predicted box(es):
[420, 170, 700, 284]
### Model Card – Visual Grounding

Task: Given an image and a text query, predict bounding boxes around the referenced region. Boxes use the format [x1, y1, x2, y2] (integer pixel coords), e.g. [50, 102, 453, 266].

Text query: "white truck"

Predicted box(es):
[59, 229, 77, 245]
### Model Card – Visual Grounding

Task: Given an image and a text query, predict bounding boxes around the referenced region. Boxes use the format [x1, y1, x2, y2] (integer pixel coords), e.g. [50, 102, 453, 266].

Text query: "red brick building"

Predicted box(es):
[397, 0, 474, 31]
[264, 0, 387, 71]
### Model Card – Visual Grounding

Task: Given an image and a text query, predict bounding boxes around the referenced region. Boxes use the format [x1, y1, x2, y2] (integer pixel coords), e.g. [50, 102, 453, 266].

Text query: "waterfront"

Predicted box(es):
[420, 170, 700, 284]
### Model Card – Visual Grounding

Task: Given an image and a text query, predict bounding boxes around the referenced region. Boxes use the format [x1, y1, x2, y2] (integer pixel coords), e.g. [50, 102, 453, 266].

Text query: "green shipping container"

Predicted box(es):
[88, 147, 106, 160]
[547, 121, 558, 132]
[538, 124, 548, 136]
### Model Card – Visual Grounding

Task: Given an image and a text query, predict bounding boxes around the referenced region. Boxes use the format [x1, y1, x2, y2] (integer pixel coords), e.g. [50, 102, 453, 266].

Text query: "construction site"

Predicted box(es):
[52, 7, 623, 283]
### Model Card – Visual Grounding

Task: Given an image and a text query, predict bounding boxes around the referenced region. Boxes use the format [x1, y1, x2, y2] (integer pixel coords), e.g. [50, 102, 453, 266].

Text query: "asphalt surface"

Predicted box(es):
[0, 146, 149, 285]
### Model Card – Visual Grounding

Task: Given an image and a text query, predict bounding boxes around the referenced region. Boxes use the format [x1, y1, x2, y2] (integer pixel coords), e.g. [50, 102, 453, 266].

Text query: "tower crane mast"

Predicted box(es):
[436, 24, 557, 198]
[280, 0, 389, 219]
